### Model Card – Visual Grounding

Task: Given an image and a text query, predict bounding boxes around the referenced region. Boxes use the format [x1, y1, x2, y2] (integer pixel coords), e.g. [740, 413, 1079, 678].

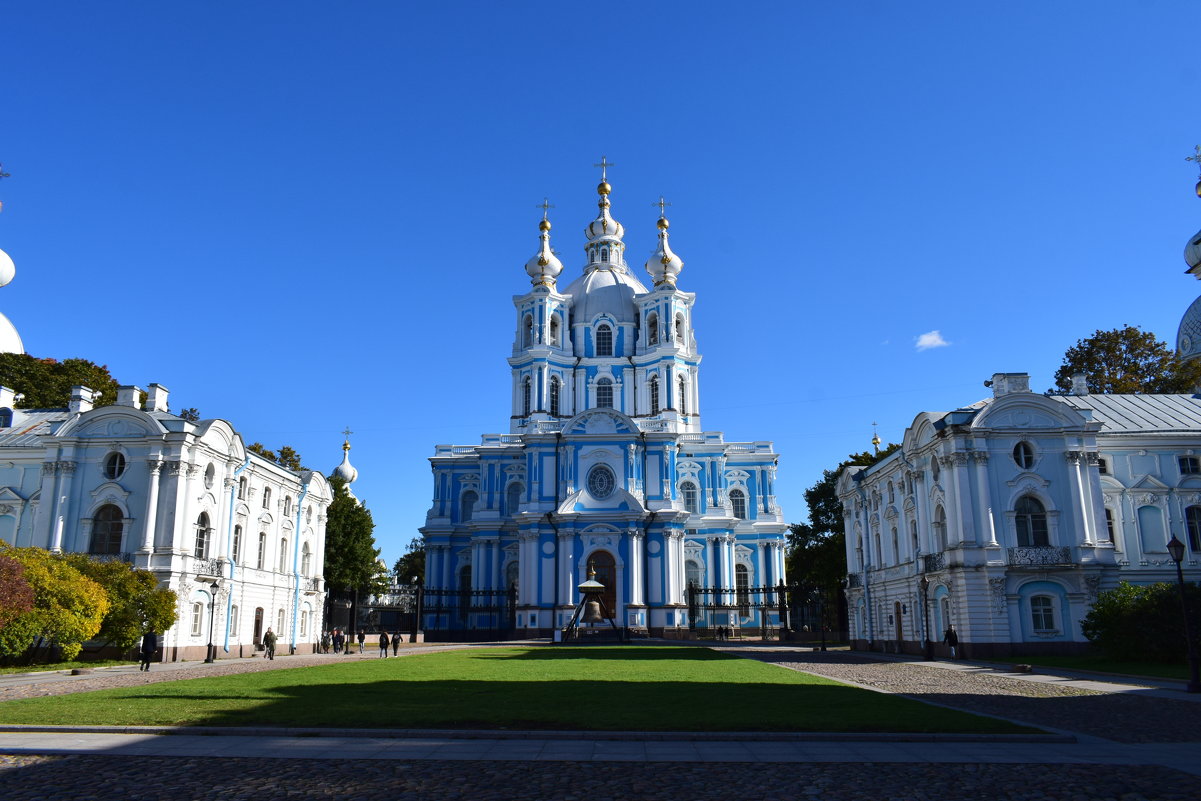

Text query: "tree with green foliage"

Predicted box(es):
[1050, 325, 1201, 394]
[0, 546, 109, 660]
[393, 537, 426, 584]
[787, 444, 900, 627]
[0, 353, 119, 409]
[1081, 580, 1201, 662]
[60, 555, 177, 650]
[178, 407, 200, 422]
[0, 552, 35, 632]
[247, 443, 307, 472]
[323, 475, 387, 596]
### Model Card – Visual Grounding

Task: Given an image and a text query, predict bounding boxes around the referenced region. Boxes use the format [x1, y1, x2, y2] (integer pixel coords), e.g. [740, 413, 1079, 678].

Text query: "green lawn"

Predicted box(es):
[987, 655, 1190, 681]
[0, 646, 1034, 733]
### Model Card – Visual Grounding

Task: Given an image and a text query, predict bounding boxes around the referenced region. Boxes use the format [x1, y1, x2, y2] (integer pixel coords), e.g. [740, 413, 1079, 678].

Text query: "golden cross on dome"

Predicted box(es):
[341, 427, 353, 439]
[536, 198, 554, 220]
[593, 155, 614, 183]
[1188, 145, 1201, 176]
[654, 196, 671, 217]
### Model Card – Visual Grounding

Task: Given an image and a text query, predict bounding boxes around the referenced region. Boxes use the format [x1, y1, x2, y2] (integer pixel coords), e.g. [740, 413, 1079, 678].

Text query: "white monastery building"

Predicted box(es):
[840, 167, 1201, 658]
[0, 383, 333, 661]
[419, 170, 789, 637]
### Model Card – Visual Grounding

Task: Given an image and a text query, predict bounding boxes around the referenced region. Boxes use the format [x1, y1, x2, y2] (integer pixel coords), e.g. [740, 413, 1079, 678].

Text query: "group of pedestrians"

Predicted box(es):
[713, 626, 735, 641]
[316, 628, 405, 657]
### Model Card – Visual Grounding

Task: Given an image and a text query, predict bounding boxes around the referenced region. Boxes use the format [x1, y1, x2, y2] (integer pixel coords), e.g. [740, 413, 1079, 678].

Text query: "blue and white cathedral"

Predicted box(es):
[419, 170, 788, 637]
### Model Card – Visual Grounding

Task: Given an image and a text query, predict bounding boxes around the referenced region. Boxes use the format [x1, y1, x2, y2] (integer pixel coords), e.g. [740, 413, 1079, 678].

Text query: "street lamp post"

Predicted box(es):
[1165, 535, 1201, 694]
[204, 580, 222, 664]
[919, 575, 933, 661]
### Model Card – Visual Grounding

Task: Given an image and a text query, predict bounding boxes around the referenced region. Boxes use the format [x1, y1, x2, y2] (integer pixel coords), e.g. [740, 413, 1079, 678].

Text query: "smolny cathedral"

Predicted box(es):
[419, 169, 789, 637]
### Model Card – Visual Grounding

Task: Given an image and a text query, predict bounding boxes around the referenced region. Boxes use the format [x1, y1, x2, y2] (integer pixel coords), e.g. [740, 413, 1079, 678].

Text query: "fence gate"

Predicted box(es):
[687, 581, 791, 638]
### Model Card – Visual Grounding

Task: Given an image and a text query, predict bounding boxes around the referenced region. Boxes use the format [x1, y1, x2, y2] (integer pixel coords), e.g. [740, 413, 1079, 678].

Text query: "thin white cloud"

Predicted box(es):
[915, 330, 950, 351]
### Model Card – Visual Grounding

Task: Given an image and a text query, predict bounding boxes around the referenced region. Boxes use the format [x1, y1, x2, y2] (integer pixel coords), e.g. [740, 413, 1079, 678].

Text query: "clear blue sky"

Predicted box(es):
[1, 2, 1198, 565]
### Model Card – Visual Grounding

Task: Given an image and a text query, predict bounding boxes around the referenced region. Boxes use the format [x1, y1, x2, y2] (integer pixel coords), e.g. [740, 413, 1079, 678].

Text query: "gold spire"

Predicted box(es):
[594, 155, 614, 196]
[537, 198, 554, 232]
[341, 426, 353, 452]
[1187, 145, 1201, 197]
[871, 422, 881, 455]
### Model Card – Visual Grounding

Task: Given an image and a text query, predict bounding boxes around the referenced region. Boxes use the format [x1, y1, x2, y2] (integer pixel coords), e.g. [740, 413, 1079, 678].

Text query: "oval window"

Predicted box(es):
[587, 464, 616, 499]
[104, 452, 126, 480]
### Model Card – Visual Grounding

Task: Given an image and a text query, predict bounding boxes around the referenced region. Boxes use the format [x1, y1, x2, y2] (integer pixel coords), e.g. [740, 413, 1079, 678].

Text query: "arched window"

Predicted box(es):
[596, 378, 613, 409]
[891, 526, 899, 563]
[257, 532, 267, 570]
[1030, 595, 1056, 632]
[678, 375, 687, 415]
[1186, 506, 1201, 551]
[686, 559, 704, 591]
[601, 246, 609, 262]
[910, 519, 919, 555]
[523, 315, 533, 347]
[230, 605, 239, 637]
[933, 505, 947, 551]
[730, 488, 747, 520]
[647, 313, 659, 345]
[506, 483, 523, 516]
[505, 560, 519, 593]
[458, 566, 472, 622]
[1014, 496, 1049, 546]
[238, 477, 247, 500]
[194, 512, 211, 559]
[1013, 442, 1035, 470]
[277, 608, 286, 633]
[104, 452, 126, 480]
[301, 542, 311, 576]
[233, 525, 243, 563]
[283, 496, 292, 518]
[279, 538, 289, 572]
[549, 377, 561, 416]
[522, 377, 532, 416]
[596, 324, 613, 357]
[735, 564, 750, 615]
[299, 609, 308, 637]
[262, 487, 272, 510]
[1104, 508, 1116, 543]
[675, 314, 685, 344]
[549, 315, 560, 346]
[191, 602, 203, 636]
[460, 490, 478, 523]
[887, 481, 895, 503]
[649, 375, 660, 414]
[681, 481, 698, 514]
[89, 505, 124, 554]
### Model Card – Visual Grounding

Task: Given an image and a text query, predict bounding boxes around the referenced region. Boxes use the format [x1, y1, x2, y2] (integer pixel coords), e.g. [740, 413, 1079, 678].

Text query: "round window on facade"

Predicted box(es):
[204, 463, 216, 489]
[103, 452, 126, 480]
[587, 464, 616, 499]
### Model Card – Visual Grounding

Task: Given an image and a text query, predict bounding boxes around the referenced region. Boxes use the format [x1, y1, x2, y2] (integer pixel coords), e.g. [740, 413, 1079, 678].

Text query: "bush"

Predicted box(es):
[1081, 581, 1201, 662]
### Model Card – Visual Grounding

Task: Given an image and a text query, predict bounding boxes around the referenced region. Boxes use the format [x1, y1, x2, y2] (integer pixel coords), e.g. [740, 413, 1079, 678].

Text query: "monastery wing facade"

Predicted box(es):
[420, 174, 788, 638]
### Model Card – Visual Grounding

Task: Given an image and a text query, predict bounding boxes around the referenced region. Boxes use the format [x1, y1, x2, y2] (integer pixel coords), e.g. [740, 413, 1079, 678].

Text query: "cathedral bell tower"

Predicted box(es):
[509, 201, 571, 431]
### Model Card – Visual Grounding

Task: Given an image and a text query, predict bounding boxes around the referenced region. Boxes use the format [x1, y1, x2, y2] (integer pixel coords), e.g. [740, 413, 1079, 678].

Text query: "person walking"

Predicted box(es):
[333, 629, 344, 654]
[357, 630, 366, 654]
[943, 624, 959, 659]
[321, 630, 331, 654]
[263, 626, 277, 660]
[392, 631, 401, 656]
[379, 630, 390, 658]
[139, 630, 157, 671]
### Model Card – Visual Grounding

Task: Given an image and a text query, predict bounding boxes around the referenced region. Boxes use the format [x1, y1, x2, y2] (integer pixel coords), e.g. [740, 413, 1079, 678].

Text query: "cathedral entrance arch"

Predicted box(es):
[587, 550, 618, 618]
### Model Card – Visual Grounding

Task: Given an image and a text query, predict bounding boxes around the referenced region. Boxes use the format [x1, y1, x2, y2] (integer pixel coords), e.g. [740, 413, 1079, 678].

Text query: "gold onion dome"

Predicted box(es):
[598, 181, 611, 196]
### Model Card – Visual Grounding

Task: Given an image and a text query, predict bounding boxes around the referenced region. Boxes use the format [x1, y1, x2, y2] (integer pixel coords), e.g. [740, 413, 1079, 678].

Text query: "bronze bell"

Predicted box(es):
[583, 599, 604, 624]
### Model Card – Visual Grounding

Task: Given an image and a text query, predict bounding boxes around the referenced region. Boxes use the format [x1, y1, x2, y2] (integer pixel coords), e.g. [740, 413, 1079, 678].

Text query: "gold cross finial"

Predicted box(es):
[536, 198, 554, 221]
[654, 196, 671, 218]
[341, 427, 353, 439]
[593, 155, 614, 183]
[1188, 145, 1201, 177]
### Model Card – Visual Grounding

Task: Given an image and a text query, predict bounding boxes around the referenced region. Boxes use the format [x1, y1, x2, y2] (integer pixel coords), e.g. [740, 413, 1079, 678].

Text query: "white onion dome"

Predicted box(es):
[585, 182, 626, 243]
[0, 312, 23, 355]
[524, 217, 564, 287]
[0, 247, 14, 288]
[645, 215, 684, 286]
[561, 264, 648, 325]
[1186, 229, 1201, 271]
[333, 439, 358, 485]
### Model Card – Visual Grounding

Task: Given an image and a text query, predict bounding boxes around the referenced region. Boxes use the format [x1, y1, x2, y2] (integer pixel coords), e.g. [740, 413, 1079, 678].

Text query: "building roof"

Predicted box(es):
[0, 408, 68, 447]
[1049, 393, 1201, 434]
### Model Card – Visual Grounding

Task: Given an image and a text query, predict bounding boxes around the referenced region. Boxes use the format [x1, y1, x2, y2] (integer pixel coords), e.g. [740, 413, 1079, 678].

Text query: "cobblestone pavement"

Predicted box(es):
[741, 649, 1201, 743]
[0, 755, 1197, 800]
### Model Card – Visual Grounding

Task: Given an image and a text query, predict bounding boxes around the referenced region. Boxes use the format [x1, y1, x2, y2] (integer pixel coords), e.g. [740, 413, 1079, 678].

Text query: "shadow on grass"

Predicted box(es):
[0, 676, 1033, 734]
[477, 647, 739, 662]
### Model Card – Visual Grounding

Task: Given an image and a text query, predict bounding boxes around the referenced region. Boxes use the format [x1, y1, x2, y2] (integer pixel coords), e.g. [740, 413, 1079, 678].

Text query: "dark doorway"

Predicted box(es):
[253, 607, 264, 645]
[589, 550, 617, 619]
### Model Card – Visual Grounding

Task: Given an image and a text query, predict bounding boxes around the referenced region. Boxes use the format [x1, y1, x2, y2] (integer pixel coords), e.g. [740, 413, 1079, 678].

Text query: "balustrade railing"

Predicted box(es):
[846, 573, 862, 588]
[922, 553, 946, 573]
[193, 557, 224, 577]
[1007, 546, 1072, 566]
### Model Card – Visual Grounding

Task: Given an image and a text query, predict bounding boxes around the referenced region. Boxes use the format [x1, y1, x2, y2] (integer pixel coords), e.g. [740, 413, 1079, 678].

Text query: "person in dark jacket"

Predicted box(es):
[333, 629, 345, 653]
[140, 630, 157, 671]
[263, 627, 277, 660]
[943, 624, 959, 659]
[392, 631, 401, 656]
[379, 631, 390, 658]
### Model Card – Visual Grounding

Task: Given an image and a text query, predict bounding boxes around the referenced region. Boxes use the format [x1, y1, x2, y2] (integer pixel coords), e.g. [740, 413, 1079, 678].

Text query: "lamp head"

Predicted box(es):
[1167, 534, 1186, 564]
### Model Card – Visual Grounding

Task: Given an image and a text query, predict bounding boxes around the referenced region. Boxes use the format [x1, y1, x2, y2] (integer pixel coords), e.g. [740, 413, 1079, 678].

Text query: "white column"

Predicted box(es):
[557, 531, 575, 607]
[973, 452, 997, 547]
[951, 452, 975, 545]
[142, 459, 163, 552]
[1066, 451, 1093, 545]
[628, 530, 645, 605]
[50, 461, 76, 553]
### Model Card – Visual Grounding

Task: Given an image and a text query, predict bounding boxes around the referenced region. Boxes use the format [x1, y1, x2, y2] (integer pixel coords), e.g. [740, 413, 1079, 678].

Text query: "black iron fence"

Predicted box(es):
[421, 583, 518, 641]
[687, 581, 790, 635]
